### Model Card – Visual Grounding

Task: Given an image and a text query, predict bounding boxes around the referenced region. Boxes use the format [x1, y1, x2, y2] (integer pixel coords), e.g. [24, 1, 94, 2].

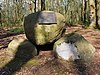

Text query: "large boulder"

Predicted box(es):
[53, 33, 95, 61]
[7, 37, 37, 59]
[24, 11, 65, 45]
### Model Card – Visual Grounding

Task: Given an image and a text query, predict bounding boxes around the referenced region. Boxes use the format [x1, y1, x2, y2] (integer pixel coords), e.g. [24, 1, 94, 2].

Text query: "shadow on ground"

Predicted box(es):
[0, 40, 37, 75]
[0, 39, 55, 75]
[74, 60, 87, 75]
[0, 41, 87, 75]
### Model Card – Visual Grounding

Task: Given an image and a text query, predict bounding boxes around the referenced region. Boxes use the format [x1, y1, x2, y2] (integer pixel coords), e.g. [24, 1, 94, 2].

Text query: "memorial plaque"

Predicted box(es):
[38, 12, 57, 24]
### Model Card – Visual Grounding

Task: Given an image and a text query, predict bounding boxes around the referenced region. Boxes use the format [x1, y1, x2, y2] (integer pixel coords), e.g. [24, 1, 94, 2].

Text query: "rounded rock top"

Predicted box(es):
[24, 11, 65, 45]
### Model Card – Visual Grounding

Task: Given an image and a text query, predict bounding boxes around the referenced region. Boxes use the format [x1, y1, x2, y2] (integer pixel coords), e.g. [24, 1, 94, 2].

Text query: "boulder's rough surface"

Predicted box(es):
[53, 33, 95, 61]
[7, 37, 37, 58]
[24, 11, 65, 45]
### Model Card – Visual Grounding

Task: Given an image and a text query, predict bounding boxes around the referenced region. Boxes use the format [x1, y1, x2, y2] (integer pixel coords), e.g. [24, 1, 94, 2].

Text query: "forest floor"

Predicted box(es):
[0, 26, 100, 75]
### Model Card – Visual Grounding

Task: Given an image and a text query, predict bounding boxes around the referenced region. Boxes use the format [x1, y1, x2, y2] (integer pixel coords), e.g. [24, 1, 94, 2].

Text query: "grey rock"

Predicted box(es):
[53, 33, 95, 61]
[7, 37, 37, 58]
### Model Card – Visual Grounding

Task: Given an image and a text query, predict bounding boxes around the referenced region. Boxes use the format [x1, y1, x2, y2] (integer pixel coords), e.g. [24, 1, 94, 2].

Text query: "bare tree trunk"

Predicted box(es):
[0, 4, 2, 26]
[34, 0, 37, 12]
[83, 0, 87, 23]
[85, 0, 90, 24]
[89, 0, 96, 28]
[38, 0, 40, 11]
[96, 0, 100, 28]
[41, 0, 45, 11]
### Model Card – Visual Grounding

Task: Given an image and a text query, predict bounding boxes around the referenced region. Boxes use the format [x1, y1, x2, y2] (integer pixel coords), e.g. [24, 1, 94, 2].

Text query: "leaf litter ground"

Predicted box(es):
[0, 26, 100, 75]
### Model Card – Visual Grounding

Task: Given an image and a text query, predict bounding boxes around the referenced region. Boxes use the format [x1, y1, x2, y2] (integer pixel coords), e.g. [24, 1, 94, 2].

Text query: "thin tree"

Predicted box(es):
[0, 4, 2, 26]
[31, 0, 37, 12]
[95, 0, 100, 28]
[41, 0, 45, 11]
[82, 0, 87, 23]
[89, 0, 96, 28]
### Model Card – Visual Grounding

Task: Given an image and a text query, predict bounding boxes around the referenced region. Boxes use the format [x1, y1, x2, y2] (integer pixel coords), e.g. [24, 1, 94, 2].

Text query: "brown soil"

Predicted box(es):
[0, 26, 100, 75]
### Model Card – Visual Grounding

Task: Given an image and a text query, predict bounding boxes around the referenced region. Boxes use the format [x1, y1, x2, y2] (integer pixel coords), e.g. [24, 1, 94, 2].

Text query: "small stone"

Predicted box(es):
[7, 37, 37, 59]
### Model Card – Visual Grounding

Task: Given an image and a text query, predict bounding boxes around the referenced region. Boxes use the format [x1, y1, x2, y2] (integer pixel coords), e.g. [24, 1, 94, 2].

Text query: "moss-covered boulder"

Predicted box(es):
[53, 33, 95, 61]
[24, 11, 65, 45]
[7, 37, 37, 59]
